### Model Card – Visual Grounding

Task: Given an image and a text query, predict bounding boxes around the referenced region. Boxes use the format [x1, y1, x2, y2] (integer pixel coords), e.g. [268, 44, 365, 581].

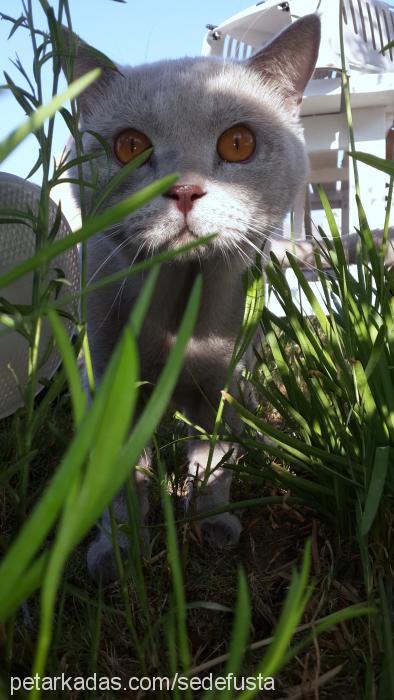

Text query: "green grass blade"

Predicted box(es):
[128, 266, 160, 336]
[222, 568, 251, 698]
[89, 147, 153, 214]
[237, 541, 312, 699]
[285, 252, 331, 334]
[37, 274, 201, 585]
[0, 273, 201, 624]
[30, 274, 201, 687]
[349, 150, 394, 178]
[0, 173, 178, 289]
[0, 69, 101, 164]
[202, 568, 251, 700]
[0, 313, 138, 618]
[47, 310, 86, 425]
[360, 447, 390, 536]
[32, 326, 139, 690]
[378, 578, 394, 699]
[112, 275, 202, 489]
[155, 437, 191, 692]
[283, 603, 376, 665]
[235, 264, 265, 362]
[0, 556, 48, 620]
[223, 391, 360, 471]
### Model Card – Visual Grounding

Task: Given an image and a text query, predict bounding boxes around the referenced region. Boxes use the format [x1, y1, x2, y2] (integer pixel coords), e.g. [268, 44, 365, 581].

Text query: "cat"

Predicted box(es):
[61, 14, 321, 581]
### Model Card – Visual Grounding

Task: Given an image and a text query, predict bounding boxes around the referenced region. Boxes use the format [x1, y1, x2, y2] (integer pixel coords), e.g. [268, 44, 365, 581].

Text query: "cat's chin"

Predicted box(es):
[170, 225, 198, 246]
[164, 225, 207, 258]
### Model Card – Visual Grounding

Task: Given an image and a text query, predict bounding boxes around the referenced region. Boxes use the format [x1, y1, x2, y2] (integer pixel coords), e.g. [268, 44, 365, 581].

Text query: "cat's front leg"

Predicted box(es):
[186, 439, 242, 548]
[86, 449, 151, 583]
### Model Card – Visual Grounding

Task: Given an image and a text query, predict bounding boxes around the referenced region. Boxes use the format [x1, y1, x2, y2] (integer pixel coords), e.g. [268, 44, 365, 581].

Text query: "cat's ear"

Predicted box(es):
[246, 13, 320, 115]
[58, 26, 122, 115]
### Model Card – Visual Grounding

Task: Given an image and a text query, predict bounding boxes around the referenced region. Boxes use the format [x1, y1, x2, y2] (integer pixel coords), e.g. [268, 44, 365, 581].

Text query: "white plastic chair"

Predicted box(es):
[201, 0, 394, 313]
[202, 0, 394, 74]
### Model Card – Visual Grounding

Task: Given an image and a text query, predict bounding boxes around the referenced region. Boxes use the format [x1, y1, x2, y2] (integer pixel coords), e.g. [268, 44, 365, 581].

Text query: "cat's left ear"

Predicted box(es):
[246, 13, 320, 115]
[58, 26, 122, 115]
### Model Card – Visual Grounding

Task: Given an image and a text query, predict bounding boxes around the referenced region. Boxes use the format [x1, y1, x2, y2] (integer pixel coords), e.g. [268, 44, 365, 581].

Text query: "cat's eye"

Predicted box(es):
[217, 124, 256, 162]
[114, 128, 152, 165]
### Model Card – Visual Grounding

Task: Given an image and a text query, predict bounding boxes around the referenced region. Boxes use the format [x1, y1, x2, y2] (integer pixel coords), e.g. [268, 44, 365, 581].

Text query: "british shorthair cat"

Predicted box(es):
[62, 14, 321, 580]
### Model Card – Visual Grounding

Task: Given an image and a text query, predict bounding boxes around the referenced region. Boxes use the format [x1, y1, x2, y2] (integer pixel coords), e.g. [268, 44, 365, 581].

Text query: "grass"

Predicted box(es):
[0, 1, 392, 698]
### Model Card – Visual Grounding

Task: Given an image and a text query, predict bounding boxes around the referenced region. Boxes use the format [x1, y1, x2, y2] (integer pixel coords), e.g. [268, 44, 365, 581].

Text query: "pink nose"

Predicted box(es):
[164, 184, 206, 217]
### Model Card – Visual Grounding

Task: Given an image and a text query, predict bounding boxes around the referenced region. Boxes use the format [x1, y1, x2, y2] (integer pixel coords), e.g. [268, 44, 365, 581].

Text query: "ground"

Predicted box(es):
[0, 387, 374, 700]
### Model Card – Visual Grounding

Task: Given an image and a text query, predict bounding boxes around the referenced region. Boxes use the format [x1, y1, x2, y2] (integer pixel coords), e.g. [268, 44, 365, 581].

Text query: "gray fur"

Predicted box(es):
[65, 15, 321, 580]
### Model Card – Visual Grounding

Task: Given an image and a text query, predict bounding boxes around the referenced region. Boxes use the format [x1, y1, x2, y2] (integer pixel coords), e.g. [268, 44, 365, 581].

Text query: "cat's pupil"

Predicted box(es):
[114, 128, 152, 165]
[234, 136, 240, 151]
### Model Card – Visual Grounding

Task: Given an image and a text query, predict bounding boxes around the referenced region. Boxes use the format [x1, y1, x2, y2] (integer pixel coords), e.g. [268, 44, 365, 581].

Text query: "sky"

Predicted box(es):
[0, 0, 248, 181]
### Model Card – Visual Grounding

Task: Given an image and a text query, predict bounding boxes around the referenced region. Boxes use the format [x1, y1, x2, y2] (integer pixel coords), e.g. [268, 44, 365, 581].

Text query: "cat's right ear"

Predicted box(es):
[58, 26, 122, 115]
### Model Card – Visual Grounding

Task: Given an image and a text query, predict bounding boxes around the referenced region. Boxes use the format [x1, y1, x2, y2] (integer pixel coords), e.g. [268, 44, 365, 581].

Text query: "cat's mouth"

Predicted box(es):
[171, 225, 198, 245]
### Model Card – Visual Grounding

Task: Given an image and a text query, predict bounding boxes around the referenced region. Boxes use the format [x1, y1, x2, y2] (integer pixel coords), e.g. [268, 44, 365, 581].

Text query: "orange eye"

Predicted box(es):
[217, 124, 256, 162]
[114, 128, 152, 165]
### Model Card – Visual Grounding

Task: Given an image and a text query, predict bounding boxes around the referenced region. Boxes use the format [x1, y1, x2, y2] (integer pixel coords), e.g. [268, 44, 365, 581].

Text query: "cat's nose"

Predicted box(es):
[164, 184, 206, 217]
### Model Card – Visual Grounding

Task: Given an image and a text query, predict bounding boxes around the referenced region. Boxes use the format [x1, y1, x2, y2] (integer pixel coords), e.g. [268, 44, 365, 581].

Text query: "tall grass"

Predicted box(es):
[0, 2, 390, 699]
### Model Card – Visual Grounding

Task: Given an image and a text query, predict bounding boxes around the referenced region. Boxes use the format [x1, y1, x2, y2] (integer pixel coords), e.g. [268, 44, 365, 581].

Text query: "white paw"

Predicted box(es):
[86, 535, 122, 584]
[86, 528, 150, 584]
[200, 513, 242, 548]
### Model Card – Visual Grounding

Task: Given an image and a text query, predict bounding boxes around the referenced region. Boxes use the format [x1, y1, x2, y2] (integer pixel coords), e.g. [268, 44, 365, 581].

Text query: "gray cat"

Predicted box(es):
[62, 14, 321, 580]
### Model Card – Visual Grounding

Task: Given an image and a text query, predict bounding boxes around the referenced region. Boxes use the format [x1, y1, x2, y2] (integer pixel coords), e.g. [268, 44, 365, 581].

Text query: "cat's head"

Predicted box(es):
[63, 14, 320, 266]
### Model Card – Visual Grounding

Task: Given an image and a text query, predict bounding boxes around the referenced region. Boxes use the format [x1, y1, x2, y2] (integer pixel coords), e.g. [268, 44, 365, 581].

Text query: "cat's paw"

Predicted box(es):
[200, 513, 242, 548]
[86, 535, 123, 584]
[86, 528, 150, 584]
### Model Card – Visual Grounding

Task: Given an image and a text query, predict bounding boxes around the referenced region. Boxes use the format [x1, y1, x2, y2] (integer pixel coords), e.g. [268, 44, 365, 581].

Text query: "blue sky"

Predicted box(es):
[0, 0, 247, 181]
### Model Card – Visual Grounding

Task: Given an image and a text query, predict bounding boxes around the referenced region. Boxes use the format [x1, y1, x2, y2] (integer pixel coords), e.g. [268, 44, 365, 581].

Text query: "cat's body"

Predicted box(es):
[63, 14, 322, 579]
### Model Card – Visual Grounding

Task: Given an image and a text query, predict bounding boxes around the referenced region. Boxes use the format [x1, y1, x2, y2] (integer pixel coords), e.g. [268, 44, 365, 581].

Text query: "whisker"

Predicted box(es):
[87, 238, 132, 285]
[238, 221, 334, 277]
[95, 241, 147, 332]
[236, 229, 331, 279]
[116, 240, 147, 319]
